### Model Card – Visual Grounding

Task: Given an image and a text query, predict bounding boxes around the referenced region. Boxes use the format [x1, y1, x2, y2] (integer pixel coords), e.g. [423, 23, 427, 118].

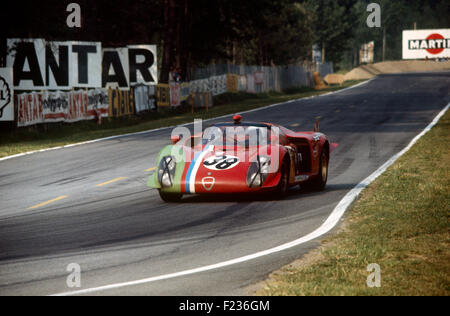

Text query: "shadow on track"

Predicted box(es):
[175, 182, 359, 204]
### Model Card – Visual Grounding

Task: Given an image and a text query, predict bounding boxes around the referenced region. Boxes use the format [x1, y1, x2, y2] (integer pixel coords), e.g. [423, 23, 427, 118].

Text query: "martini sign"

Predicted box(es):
[403, 29, 450, 59]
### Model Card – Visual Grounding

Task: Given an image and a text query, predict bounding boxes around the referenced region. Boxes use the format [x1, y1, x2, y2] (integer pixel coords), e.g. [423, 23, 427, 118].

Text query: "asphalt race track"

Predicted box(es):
[0, 72, 449, 295]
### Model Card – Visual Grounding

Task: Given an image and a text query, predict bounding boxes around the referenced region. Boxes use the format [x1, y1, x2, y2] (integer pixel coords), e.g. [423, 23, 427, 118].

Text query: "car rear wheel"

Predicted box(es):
[158, 190, 183, 202]
[306, 149, 328, 191]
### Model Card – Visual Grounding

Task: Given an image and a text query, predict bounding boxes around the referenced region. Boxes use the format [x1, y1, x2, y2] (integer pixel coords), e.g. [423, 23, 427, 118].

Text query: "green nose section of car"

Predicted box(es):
[147, 145, 186, 193]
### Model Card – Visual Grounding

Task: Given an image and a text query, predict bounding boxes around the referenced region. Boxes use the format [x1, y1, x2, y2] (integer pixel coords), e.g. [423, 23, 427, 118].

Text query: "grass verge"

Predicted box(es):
[0, 81, 362, 158]
[256, 108, 450, 296]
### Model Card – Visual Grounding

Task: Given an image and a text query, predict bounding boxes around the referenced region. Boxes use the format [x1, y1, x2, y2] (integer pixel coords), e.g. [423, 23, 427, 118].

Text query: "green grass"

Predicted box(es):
[0, 81, 362, 158]
[257, 109, 450, 296]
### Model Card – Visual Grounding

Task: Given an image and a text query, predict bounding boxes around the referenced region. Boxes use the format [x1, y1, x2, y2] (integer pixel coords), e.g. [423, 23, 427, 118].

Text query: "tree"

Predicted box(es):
[251, 1, 314, 65]
[301, 0, 358, 65]
[349, 0, 449, 64]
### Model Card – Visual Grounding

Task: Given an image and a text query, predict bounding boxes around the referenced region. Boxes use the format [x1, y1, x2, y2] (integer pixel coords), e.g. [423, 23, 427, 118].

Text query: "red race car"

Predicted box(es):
[148, 115, 336, 202]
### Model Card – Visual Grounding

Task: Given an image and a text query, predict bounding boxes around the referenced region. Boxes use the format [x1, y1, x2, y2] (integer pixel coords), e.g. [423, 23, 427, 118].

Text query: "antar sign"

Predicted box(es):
[7, 39, 158, 90]
[403, 29, 450, 59]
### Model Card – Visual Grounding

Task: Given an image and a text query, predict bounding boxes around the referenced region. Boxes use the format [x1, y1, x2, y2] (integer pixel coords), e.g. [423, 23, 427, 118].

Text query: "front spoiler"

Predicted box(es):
[147, 170, 281, 194]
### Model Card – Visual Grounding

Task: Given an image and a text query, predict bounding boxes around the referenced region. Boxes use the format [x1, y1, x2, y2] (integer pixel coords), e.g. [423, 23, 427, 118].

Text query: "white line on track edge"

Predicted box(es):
[0, 80, 371, 163]
[52, 101, 450, 296]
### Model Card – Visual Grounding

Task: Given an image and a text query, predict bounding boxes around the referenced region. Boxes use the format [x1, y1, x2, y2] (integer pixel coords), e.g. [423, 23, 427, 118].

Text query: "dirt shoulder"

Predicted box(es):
[344, 60, 450, 80]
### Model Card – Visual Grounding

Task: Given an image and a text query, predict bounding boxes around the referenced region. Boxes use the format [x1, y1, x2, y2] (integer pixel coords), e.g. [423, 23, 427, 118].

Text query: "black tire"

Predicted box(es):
[306, 149, 328, 191]
[273, 158, 290, 199]
[158, 190, 183, 202]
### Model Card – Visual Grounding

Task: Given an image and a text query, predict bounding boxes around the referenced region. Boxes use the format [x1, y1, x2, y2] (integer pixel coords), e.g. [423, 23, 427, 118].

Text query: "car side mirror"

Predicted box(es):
[171, 135, 181, 144]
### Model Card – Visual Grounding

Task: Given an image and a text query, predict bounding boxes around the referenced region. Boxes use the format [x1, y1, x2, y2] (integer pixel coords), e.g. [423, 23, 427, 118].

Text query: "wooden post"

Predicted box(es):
[321, 42, 325, 64]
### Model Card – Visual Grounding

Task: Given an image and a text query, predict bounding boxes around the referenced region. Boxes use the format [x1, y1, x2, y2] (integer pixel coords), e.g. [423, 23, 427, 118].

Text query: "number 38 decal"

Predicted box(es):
[203, 155, 240, 170]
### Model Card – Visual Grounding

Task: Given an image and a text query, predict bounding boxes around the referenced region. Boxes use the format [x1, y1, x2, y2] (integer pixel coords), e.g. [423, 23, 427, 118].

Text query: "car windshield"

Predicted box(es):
[202, 124, 272, 147]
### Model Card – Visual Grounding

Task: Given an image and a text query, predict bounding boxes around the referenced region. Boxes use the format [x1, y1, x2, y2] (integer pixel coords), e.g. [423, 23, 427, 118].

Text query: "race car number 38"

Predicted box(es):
[203, 155, 240, 170]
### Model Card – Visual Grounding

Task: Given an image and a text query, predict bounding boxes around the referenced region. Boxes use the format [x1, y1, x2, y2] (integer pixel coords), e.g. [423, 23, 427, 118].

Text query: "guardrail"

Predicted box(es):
[12, 63, 334, 127]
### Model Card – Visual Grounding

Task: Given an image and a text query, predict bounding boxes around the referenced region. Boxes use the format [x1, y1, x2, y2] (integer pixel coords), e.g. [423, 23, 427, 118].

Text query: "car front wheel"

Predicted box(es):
[158, 190, 183, 202]
[273, 159, 290, 199]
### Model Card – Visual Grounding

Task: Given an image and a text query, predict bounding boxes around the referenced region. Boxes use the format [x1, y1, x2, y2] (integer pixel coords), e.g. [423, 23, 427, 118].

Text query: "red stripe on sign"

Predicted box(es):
[44, 113, 66, 119]
[426, 33, 445, 55]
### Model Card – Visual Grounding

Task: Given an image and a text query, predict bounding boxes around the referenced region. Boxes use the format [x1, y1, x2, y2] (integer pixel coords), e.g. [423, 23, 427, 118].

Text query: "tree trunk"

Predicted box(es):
[232, 41, 237, 65]
[321, 41, 325, 63]
[257, 31, 264, 66]
[161, 0, 176, 83]
[175, 2, 181, 68]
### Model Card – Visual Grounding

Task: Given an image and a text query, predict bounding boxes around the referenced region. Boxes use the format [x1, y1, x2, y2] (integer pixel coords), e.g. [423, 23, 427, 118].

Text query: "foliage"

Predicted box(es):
[0, 0, 448, 79]
[350, 0, 449, 63]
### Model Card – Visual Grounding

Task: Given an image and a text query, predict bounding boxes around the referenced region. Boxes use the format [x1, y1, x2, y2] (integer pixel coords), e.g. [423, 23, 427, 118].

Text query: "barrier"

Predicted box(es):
[15, 62, 336, 127]
[324, 74, 344, 86]
[238, 75, 247, 92]
[313, 72, 327, 90]
[108, 88, 135, 117]
[180, 83, 190, 102]
[254, 72, 264, 85]
[246, 74, 255, 93]
[226, 74, 239, 93]
[87, 89, 109, 119]
[67, 90, 89, 122]
[156, 84, 170, 107]
[170, 82, 181, 107]
[134, 85, 156, 113]
[18, 92, 43, 127]
[17, 89, 109, 126]
[189, 75, 227, 96]
[188, 63, 334, 92]
[189, 78, 210, 94]
[209, 75, 227, 96]
[190, 92, 213, 109]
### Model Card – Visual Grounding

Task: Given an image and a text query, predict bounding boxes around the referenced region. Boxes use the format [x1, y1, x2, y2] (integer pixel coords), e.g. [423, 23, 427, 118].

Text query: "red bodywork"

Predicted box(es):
[173, 122, 336, 194]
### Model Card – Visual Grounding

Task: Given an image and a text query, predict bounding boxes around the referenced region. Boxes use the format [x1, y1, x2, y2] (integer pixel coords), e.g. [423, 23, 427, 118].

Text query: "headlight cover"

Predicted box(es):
[158, 156, 176, 188]
[247, 156, 270, 188]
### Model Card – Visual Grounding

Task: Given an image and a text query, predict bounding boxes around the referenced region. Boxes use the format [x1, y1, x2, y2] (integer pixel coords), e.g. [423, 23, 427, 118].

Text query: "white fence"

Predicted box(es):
[187, 63, 334, 92]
